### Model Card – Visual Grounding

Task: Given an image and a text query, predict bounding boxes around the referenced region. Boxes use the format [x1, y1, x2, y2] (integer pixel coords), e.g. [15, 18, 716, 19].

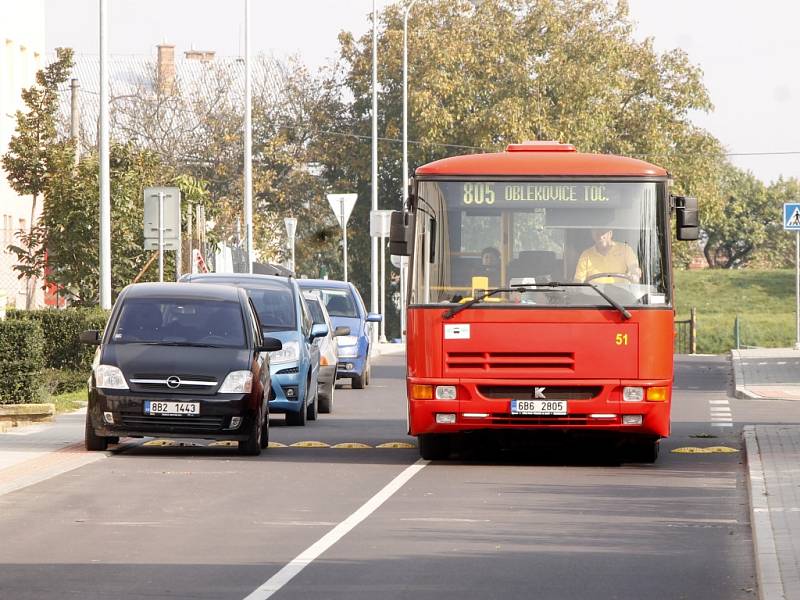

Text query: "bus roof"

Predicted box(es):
[415, 143, 668, 178]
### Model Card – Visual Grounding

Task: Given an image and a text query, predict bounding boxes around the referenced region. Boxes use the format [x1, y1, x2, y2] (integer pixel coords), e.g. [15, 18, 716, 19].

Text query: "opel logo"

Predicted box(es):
[166, 376, 181, 389]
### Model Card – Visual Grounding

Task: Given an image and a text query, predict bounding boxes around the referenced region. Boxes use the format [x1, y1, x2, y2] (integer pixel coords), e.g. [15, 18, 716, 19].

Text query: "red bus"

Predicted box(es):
[390, 141, 698, 462]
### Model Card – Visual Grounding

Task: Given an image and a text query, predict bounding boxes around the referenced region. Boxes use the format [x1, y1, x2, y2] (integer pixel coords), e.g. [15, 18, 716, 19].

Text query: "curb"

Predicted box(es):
[743, 426, 785, 600]
[0, 403, 56, 430]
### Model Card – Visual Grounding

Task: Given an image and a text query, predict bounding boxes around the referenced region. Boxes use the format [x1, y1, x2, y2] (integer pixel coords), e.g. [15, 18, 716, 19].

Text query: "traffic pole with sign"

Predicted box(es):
[327, 194, 358, 282]
[784, 202, 800, 349]
[370, 210, 392, 342]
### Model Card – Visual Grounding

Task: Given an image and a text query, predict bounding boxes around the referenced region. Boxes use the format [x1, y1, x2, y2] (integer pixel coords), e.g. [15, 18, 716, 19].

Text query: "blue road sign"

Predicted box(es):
[785, 203, 800, 231]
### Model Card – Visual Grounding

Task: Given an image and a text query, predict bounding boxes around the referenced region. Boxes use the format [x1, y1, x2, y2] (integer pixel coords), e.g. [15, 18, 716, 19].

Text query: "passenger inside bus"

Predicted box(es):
[477, 246, 502, 287]
[573, 228, 641, 284]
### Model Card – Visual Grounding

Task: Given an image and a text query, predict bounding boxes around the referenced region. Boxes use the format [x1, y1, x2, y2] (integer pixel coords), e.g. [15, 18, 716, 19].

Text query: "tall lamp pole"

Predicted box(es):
[244, 0, 254, 273]
[400, 0, 419, 340]
[370, 0, 380, 346]
[99, 0, 111, 309]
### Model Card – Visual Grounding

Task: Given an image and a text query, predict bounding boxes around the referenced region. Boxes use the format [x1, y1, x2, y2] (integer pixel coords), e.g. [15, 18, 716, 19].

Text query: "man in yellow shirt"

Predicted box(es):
[573, 229, 641, 283]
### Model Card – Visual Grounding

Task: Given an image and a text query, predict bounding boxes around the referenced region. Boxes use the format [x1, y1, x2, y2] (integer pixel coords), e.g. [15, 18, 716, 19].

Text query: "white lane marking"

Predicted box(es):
[711, 423, 733, 427]
[242, 459, 428, 600]
[709, 400, 730, 405]
[254, 521, 337, 527]
[777, 361, 787, 365]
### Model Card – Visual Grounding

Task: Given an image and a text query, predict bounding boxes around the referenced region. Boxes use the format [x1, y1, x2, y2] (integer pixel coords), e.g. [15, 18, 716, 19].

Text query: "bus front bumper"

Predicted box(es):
[407, 379, 671, 438]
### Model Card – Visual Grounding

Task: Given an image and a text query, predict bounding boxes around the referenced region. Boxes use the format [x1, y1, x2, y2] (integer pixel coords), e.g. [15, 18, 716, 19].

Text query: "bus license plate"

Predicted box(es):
[144, 401, 200, 416]
[511, 400, 567, 416]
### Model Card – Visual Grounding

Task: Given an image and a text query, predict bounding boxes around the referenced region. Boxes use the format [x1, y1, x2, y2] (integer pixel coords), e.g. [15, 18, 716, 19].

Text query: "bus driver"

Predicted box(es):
[573, 228, 641, 284]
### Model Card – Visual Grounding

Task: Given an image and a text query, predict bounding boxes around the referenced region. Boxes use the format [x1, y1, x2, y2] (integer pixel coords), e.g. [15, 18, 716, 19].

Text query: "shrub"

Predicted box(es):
[0, 320, 44, 404]
[42, 368, 89, 395]
[7, 308, 108, 370]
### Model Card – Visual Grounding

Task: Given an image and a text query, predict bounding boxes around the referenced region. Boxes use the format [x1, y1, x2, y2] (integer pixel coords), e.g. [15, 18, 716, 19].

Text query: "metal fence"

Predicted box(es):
[674, 307, 697, 354]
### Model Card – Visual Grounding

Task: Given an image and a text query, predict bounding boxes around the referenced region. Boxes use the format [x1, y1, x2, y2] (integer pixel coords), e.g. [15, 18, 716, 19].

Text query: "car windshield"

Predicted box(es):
[305, 287, 359, 318]
[244, 285, 297, 330]
[112, 298, 246, 348]
[305, 297, 326, 325]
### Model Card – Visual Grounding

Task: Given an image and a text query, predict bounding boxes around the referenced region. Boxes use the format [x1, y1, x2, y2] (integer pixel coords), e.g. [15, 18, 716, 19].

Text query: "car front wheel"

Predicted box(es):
[84, 411, 108, 451]
[238, 408, 263, 456]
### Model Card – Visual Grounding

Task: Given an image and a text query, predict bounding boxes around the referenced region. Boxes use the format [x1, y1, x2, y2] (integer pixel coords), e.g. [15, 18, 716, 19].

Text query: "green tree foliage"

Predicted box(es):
[2, 48, 75, 307]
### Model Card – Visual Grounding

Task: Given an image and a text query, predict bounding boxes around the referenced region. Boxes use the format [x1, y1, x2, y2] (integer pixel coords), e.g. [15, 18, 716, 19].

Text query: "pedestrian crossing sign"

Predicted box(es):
[785, 203, 800, 231]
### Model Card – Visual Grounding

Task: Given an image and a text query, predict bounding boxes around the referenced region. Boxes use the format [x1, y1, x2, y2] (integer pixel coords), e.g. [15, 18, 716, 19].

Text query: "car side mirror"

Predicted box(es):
[366, 313, 383, 323]
[333, 326, 351, 337]
[389, 210, 414, 256]
[310, 323, 329, 340]
[79, 330, 101, 345]
[260, 337, 283, 352]
[674, 196, 699, 241]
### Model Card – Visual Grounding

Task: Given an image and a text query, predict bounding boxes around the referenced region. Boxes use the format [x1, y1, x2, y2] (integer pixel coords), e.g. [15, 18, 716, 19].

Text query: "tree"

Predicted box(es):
[702, 164, 772, 268]
[2, 47, 75, 307]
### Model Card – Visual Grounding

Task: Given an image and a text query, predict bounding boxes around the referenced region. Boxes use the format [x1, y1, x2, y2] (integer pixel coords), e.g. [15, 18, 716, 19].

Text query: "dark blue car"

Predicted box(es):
[296, 279, 381, 389]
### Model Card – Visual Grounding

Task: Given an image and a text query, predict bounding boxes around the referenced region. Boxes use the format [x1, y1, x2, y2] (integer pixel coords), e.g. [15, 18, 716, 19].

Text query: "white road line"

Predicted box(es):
[242, 459, 428, 600]
[711, 423, 733, 427]
[709, 400, 730, 405]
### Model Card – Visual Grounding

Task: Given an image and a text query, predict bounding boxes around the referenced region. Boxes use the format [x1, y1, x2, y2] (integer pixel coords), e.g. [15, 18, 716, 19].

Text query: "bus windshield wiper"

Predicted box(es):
[443, 287, 518, 319]
[442, 282, 632, 320]
[510, 281, 632, 320]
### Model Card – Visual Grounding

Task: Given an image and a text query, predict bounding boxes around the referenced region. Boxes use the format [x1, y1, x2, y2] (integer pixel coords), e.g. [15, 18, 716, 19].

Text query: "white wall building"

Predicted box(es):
[0, 0, 46, 309]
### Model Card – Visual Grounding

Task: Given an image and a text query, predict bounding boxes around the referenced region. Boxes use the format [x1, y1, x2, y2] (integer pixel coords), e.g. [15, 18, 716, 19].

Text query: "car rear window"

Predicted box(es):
[112, 298, 246, 348]
[306, 288, 358, 318]
[245, 286, 297, 330]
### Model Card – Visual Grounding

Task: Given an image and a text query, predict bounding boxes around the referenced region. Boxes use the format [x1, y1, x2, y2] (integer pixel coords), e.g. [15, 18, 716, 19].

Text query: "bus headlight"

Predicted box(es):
[435, 385, 457, 400]
[623, 386, 644, 402]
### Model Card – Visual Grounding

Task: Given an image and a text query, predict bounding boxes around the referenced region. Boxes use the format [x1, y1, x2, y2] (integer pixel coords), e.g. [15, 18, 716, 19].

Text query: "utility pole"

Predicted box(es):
[99, 0, 111, 309]
[70, 78, 80, 166]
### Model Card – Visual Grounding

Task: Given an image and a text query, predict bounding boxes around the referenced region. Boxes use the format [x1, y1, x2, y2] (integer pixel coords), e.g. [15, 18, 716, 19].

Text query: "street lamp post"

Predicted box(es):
[370, 0, 380, 348]
[400, 0, 420, 339]
[244, 0, 254, 273]
[284, 217, 297, 274]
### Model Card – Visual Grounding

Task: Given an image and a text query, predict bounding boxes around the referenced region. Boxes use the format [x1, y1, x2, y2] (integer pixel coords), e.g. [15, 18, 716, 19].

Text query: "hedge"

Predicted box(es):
[7, 308, 109, 370]
[0, 320, 44, 404]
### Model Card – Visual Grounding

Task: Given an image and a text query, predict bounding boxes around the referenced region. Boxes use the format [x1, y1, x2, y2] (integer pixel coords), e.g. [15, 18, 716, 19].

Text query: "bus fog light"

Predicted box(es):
[623, 415, 643, 425]
[623, 387, 644, 402]
[435, 413, 456, 424]
[228, 417, 243, 430]
[435, 385, 457, 400]
[103, 411, 114, 424]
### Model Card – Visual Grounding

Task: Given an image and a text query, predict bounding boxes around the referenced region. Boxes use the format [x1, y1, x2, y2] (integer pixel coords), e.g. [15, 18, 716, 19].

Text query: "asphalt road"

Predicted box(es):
[2, 353, 793, 600]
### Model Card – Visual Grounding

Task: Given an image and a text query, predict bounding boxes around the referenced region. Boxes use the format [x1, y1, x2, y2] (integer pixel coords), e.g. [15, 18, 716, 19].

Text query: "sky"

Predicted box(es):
[44, 0, 800, 185]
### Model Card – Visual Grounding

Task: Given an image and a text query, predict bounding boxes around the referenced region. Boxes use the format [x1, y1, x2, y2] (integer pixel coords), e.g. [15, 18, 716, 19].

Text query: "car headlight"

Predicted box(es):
[219, 371, 253, 393]
[94, 365, 129, 390]
[269, 340, 299, 365]
[338, 345, 359, 358]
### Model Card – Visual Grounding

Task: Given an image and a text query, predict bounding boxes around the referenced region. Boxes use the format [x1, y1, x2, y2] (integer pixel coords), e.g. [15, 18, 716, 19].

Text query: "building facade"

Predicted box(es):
[0, 0, 46, 309]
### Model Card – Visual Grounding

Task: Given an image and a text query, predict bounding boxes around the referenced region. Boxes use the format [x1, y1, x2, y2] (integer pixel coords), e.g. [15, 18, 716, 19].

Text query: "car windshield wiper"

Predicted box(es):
[443, 282, 631, 320]
[141, 341, 230, 348]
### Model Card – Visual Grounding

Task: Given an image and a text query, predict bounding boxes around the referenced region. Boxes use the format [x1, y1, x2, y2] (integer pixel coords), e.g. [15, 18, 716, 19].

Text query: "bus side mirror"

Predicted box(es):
[390, 210, 414, 256]
[674, 196, 699, 241]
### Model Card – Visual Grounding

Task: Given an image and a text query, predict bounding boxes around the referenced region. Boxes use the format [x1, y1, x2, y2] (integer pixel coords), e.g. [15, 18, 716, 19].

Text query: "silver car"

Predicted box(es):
[302, 291, 350, 413]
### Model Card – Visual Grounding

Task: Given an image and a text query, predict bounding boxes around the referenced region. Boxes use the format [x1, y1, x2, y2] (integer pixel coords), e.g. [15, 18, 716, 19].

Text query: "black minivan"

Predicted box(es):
[81, 283, 281, 455]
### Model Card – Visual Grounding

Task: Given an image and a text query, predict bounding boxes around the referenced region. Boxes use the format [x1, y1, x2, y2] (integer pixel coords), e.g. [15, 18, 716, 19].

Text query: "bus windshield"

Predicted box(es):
[410, 180, 670, 308]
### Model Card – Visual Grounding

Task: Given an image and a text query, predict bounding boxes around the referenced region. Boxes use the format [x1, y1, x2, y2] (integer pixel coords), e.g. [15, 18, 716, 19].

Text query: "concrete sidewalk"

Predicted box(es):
[731, 348, 800, 400]
[734, 349, 800, 598]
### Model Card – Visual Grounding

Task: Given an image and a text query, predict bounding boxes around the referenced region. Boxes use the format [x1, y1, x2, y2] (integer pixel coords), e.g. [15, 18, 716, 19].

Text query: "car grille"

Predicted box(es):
[128, 373, 218, 395]
[277, 367, 299, 375]
[446, 351, 575, 372]
[478, 386, 601, 400]
[119, 412, 226, 432]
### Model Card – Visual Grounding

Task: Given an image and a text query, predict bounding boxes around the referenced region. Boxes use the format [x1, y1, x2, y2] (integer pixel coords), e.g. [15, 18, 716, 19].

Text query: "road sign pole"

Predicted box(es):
[158, 191, 164, 282]
[796, 230, 799, 350]
[342, 200, 348, 282]
[380, 236, 386, 342]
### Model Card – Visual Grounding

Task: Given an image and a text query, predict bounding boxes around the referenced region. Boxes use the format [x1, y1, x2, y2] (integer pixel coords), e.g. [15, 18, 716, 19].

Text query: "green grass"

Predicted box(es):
[50, 389, 87, 414]
[674, 269, 795, 354]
